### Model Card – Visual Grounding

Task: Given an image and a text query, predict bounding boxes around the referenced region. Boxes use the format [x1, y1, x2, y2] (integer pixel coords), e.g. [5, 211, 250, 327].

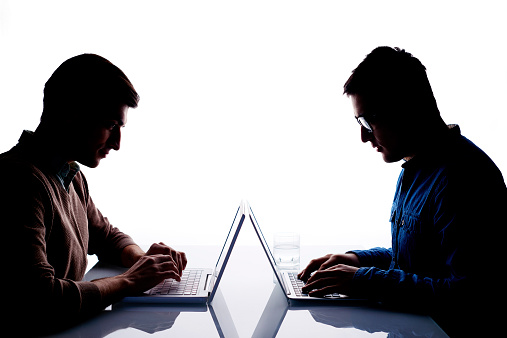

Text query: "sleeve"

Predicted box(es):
[0, 164, 104, 334]
[347, 247, 393, 270]
[77, 172, 136, 265]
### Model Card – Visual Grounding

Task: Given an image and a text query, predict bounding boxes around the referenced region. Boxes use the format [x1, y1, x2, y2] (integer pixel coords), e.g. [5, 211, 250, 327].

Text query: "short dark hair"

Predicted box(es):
[344, 47, 439, 117]
[41, 54, 140, 122]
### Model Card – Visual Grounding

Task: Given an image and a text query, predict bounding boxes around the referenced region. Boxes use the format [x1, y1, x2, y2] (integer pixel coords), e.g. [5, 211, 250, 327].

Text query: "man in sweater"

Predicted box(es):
[298, 47, 506, 336]
[0, 54, 186, 334]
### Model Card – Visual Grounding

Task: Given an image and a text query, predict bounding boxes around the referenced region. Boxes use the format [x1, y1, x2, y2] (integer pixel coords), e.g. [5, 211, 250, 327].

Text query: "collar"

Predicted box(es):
[58, 161, 81, 191]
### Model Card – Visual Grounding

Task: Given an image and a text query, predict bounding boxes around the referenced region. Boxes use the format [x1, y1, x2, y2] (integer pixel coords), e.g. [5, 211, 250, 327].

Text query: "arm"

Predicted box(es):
[298, 247, 393, 295]
[92, 243, 188, 308]
[92, 253, 182, 307]
[121, 242, 187, 271]
[298, 252, 361, 281]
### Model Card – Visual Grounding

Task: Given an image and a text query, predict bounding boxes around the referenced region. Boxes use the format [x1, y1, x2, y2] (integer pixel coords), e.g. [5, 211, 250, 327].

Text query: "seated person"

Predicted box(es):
[0, 54, 187, 335]
[298, 46, 506, 337]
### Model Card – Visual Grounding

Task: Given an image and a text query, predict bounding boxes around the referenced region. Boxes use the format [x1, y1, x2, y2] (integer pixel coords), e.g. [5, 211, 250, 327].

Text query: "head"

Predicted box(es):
[344, 47, 443, 163]
[40, 54, 140, 167]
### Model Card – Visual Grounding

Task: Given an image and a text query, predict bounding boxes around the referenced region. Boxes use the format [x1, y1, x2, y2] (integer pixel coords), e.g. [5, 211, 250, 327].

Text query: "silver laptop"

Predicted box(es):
[122, 201, 246, 304]
[246, 201, 365, 304]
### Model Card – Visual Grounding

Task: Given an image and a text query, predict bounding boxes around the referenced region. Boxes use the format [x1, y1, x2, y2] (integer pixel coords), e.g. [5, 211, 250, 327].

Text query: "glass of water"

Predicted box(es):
[273, 232, 300, 270]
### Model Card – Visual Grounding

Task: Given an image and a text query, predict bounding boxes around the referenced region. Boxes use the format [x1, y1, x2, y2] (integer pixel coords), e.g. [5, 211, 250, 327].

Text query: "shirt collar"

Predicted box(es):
[57, 161, 80, 191]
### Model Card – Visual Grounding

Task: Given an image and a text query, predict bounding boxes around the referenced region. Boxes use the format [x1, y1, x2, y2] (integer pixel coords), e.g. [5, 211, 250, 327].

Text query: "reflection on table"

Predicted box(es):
[49, 288, 237, 338]
[49, 242, 448, 337]
[254, 282, 449, 337]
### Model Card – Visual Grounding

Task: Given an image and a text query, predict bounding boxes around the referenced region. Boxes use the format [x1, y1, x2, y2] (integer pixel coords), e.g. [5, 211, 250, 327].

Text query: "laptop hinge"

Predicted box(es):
[205, 273, 213, 291]
[281, 273, 291, 295]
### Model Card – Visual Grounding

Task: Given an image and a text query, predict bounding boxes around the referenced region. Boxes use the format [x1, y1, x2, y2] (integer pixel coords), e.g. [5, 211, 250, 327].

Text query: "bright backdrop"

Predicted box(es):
[1, 1, 506, 251]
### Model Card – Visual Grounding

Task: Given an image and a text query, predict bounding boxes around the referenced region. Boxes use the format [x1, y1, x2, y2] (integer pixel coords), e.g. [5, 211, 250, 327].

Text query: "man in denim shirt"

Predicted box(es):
[299, 47, 506, 336]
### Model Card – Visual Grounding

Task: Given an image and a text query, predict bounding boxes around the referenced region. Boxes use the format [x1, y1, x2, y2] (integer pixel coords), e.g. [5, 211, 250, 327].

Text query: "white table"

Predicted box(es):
[52, 241, 448, 337]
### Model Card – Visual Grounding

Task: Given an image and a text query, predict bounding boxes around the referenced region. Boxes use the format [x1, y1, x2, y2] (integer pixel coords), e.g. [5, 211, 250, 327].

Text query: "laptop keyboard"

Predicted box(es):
[287, 272, 309, 297]
[148, 269, 203, 296]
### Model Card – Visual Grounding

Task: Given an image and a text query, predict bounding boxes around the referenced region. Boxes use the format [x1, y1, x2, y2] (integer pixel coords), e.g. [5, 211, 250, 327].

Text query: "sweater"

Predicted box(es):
[0, 131, 136, 334]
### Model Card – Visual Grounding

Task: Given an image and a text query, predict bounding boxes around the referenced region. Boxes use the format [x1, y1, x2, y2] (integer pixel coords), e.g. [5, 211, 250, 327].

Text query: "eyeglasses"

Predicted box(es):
[355, 115, 376, 133]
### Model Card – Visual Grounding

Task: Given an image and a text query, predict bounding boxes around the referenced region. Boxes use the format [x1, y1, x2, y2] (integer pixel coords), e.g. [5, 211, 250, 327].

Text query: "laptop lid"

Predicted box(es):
[246, 202, 290, 294]
[208, 200, 246, 302]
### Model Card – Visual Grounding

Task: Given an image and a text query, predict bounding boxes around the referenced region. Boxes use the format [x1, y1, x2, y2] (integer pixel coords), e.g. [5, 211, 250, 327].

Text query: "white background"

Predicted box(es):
[1, 1, 506, 251]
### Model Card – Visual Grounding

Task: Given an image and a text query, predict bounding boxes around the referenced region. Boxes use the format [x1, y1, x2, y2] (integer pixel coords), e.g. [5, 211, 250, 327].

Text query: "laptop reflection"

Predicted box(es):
[253, 283, 448, 338]
[51, 288, 238, 337]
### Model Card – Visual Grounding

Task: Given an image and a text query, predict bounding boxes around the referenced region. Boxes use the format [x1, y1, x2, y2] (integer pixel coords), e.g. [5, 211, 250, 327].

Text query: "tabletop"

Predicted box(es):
[50, 238, 448, 337]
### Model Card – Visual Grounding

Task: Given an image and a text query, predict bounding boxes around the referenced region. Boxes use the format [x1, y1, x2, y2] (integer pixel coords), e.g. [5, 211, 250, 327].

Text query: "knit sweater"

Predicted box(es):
[0, 131, 136, 334]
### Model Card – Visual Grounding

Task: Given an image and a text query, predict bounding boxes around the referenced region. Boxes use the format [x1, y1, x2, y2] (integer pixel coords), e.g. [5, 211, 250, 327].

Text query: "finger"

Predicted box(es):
[159, 269, 182, 282]
[319, 260, 339, 270]
[297, 269, 307, 281]
[179, 251, 188, 271]
[306, 264, 350, 284]
[302, 277, 338, 294]
[305, 269, 333, 284]
[298, 258, 325, 281]
[308, 284, 343, 298]
[174, 252, 182, 275]
[156, 260, 182, 281]
[180, 251, 187, 270]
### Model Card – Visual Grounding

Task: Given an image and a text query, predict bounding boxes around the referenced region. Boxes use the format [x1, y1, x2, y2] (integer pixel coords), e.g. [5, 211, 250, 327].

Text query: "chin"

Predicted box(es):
[381, 152, 403, 163]
[77, 158, 102, 168]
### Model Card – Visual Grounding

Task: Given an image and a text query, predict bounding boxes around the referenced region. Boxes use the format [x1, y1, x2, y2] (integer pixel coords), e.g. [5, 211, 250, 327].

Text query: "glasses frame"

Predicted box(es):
[355, 115, 376, 133]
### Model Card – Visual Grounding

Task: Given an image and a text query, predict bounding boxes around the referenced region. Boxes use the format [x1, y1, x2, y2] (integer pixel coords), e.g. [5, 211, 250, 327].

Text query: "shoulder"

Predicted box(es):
[0, 149, 43, 183]
[448, 135, 504, 183]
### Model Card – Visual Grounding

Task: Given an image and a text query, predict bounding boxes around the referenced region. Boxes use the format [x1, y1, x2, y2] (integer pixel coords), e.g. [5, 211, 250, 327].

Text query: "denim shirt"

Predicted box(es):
[349, 126, 506, 316]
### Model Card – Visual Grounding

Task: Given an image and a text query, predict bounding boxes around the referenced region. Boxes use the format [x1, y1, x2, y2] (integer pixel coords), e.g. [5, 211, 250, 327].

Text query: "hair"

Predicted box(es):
[343, 46, 439, 119]
[41, 54, 140, 123]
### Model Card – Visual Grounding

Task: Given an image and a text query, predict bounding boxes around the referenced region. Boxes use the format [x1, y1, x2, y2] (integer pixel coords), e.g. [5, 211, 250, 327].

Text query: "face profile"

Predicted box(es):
[351, 94, 413, 163]
[69, 103, 129, 168]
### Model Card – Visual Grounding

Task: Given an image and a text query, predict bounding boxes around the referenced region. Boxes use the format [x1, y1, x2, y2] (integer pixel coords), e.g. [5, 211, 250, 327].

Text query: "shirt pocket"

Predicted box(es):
[398, 212, 423, 235]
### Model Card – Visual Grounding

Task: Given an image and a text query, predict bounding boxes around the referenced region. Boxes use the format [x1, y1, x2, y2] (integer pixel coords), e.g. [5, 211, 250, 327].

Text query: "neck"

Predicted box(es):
[403, 119, 449, 162]
[33, 122, 72, 163]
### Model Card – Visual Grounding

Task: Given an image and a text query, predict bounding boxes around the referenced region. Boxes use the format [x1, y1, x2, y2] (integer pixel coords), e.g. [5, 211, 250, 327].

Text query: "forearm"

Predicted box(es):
[120, 244, 145, 267]
[92, 274, 132, 307]
[347, 247, 393, 269]
[351, 266, 458, 306]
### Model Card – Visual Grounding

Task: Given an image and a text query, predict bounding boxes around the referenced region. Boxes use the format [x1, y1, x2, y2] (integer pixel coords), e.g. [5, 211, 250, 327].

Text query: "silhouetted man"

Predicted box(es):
[299, 47, 506, 336]
[0, 54, 187, 335]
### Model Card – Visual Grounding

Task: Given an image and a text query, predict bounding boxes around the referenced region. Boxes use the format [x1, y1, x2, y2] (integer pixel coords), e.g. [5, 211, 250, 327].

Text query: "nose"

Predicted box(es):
[109, 128, 121, 151]
[360, 126, 373, 143]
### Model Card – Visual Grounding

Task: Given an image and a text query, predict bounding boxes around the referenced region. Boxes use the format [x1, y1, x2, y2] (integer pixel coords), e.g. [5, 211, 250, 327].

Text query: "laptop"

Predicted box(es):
[121, 201, 246, 304]
[246, 201, 365, 304]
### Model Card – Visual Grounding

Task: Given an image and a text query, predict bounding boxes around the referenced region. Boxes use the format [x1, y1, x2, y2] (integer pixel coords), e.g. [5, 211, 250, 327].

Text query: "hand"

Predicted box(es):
[145, 242, 187, 276]
[301, 264, 359, 297]
[298, 253, 360, 282]
[121, 254, 183, 295]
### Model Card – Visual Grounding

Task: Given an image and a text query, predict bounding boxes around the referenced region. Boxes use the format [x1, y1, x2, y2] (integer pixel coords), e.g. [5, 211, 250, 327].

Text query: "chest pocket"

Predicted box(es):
[399, 213, 423, 235]
[390, 209, 423, 234]
[390, 209, 425, 269]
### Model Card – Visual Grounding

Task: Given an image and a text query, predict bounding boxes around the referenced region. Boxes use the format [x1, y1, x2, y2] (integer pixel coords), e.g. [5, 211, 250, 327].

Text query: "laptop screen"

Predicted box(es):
[208, 201, 246, 302]
[247, 203, 286, 291]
